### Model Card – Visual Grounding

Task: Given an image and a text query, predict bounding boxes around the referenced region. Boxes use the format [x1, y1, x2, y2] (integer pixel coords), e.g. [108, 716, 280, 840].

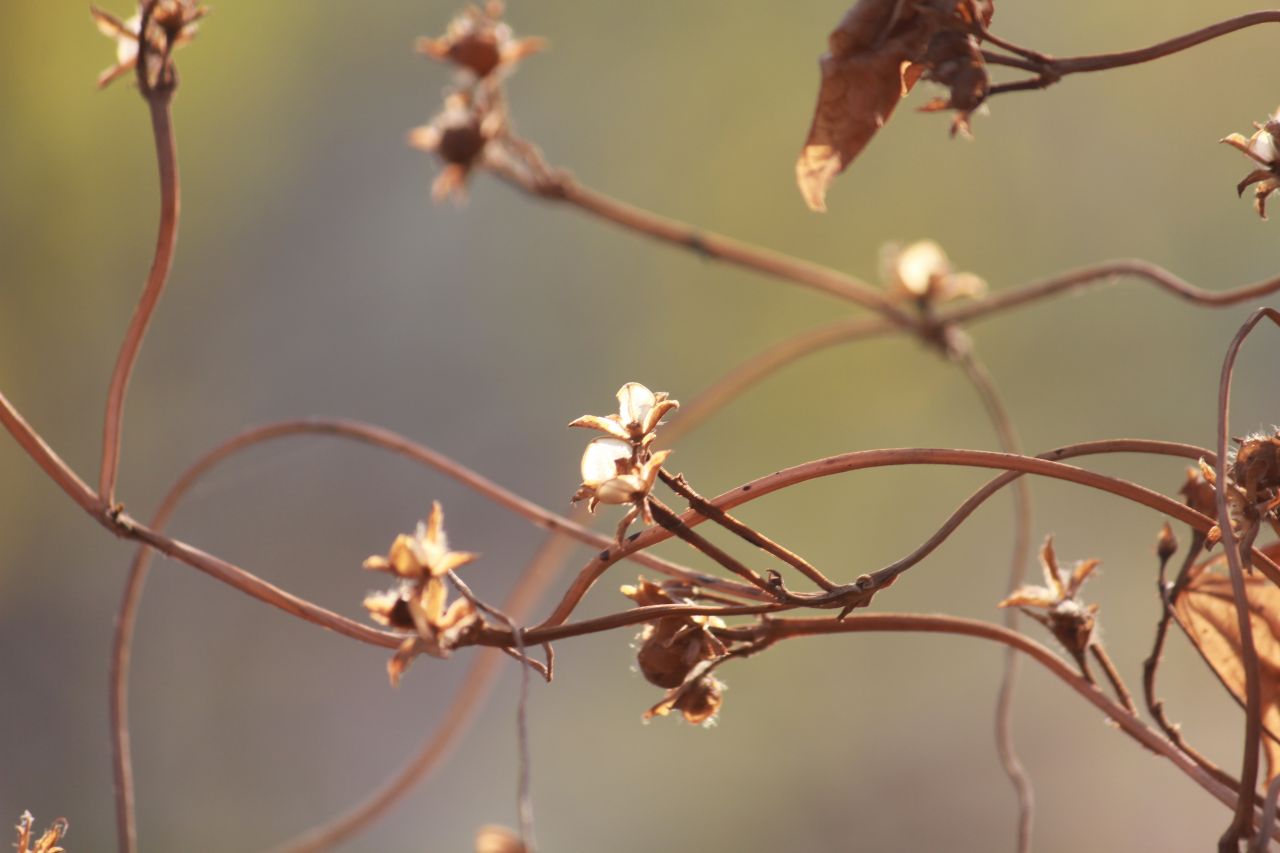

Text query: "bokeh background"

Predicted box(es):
[2, 2, 1279, 850]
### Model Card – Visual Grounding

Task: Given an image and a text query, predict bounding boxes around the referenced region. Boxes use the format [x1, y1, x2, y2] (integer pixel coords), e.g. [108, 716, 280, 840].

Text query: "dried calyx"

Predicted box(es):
[570, 383, 680, 541]
[410, 2, 545, 201]
[417, 2, 545, 81]
[91, 1, 206, 91]
[622, 578, 728, 726]
[362, 502, 483, 685]
[13, 813, 67, 853]
[999, 536, 1100, 664]
[880, 239, 986, 304]
[408, 91, 507, 202]
[1198, 430, 1280, 550]
[1222, 109, 1280, 219]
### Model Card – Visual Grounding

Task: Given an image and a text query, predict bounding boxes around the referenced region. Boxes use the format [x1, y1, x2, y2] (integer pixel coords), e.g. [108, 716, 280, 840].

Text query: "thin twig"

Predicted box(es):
[1143, 533, 1239, 791]
[657, 469, 837, 591]
[1253, 774, 1280, 853]
[1213, 308, 1280, 849]
[99, 86, 180, 508]
[492, 158, 1280, 337]
[660, 316, 896, 445]
[1050, 12, 1280, 76]
[714, 613, 1244, 815]
[1090, 643, 1137, 717]
[945, 260, 1280, 327]
[274, 532, 573, 852]
[446, 573, 539, 851]
[647, 498, 773, 593]
[104, 418, 752, 852]
[490, 163, 918, 327]
[0, 388, 100, 515]
[952, 344, 1035, 853]
[540, 442, 1279, 630]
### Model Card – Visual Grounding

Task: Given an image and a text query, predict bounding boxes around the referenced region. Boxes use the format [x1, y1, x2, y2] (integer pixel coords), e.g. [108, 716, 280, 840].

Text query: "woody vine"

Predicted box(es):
[5, 2, 1280, 852]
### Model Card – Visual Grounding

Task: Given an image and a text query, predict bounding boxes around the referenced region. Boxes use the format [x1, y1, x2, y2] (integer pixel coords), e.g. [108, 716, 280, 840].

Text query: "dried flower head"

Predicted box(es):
[569, 382, 680, 447]
[363, 502, 481, 684]
[13, 812, 67, 853]
[408, 91, 506, 202]
[912, 22, 991, 138]
[572, 438, 671, 540]
[643, 660, 725, 726]
[1181, 465, 1219, 521]
[622, 578, 727, 689]
[1221, 109, 1280, 219]
[91, 1, 206, 91]
[418, 2, 545, 81]
[475, 825, 526, 853]
[880, 239, 986, 303]
[999, 536, 1100, 660]
[1197, 433, 1280, 549]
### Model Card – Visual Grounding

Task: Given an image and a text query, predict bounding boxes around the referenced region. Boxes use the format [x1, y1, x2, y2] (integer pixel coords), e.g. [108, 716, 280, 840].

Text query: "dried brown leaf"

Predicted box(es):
[796, 1, 932, 212]
[1172, 541, 1280, 780]
[795, 0, 993, 211]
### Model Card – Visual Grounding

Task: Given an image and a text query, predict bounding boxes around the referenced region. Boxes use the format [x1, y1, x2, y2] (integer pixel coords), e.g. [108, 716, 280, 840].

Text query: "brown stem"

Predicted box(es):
[106, 418, 754, 850]
[0, 388, 100, 515]
[1254, 774, 1280, 853]
[99, 91, 180, 508]
[952, 344, 1034, 853]
[661, 317, 896, 445]
[722, 613, 1242, 814]
[944, 260, 1280, 328]
[1090, 643, 1137, 717]
[1049, 13, 1280, 76]
[657, 469, 837, 590]
[647, 498, 773, 593]
[491, 164, 918, 327]
[540, 442, 1280, 630]
[274, 535, 573, 853]
[979, 13, 1280, 103]
[1214, 308, 1280, 849]
[1143, 534, 1239, 791]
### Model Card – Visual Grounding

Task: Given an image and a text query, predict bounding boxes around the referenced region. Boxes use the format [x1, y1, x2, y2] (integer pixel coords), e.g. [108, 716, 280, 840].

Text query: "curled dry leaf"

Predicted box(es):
[1171, 541, 1280, 781]
[796, 0, 993, 211]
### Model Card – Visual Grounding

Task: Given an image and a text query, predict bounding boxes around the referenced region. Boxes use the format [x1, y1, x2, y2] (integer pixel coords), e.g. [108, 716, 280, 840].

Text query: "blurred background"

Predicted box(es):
[2, 2, 1279, 850]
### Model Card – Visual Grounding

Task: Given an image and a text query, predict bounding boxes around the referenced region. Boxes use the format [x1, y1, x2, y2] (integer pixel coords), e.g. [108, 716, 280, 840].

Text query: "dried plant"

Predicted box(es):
[7, 2, 1280, 851]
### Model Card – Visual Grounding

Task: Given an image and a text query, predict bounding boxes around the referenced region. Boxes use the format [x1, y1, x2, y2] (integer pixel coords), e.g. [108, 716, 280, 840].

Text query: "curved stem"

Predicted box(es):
[953, 345, 1035, 853]
[663, 316, 896, 445]
[108, 419, 737, 853]
[540, 442, 1280, 629]
[274, 532, 575, 853]
[1214, 308, 1280, 848]
[1050, 12, 1280, 76]
[743, 614, 1241, 812]
[490, 164, 917, 327]
[1253, 774, 1280, 853]
[1144, 534, 1239, 791]
[0, 388, 100, 515]
[945, 260, 1280, 327]
[99, 92, 180, 507]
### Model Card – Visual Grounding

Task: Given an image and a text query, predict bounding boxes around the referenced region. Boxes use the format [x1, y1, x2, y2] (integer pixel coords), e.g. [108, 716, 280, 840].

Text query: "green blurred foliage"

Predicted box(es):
[1, 1, 1278, 850]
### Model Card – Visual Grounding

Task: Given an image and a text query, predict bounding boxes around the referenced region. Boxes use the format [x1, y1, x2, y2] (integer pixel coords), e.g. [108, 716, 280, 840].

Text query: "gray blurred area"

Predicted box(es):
[2, 1, 1278, 850]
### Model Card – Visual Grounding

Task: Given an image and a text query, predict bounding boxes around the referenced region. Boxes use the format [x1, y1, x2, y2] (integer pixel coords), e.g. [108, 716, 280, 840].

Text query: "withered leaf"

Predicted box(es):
[1172, 541, 1280, 780]
[795, 0, 994, 211]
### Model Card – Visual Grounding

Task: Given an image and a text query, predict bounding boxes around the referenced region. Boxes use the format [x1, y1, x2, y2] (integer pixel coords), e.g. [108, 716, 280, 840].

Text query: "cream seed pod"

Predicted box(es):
[881, 239, 986, 303]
